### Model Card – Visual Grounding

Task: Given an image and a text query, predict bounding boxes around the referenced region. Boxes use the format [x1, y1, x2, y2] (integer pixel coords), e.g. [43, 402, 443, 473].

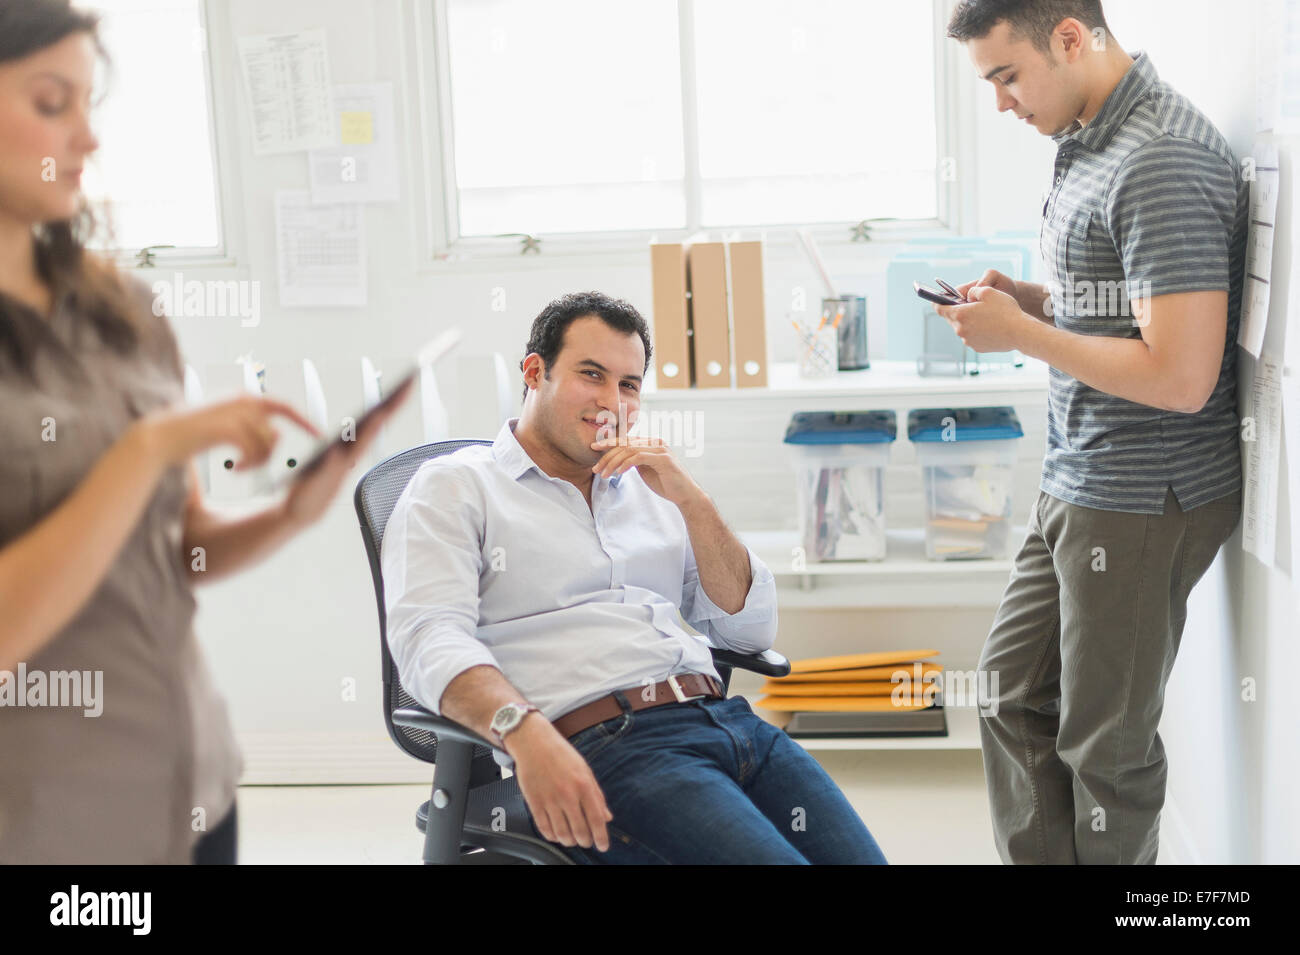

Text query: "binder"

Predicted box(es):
[649, 242, 692, 388]
[687, 240, 730, 388]
[728, 239, 769, 387]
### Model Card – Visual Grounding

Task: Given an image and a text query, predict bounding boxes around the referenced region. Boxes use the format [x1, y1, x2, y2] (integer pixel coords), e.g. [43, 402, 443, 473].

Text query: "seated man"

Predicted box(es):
[382, 290, 887, 864]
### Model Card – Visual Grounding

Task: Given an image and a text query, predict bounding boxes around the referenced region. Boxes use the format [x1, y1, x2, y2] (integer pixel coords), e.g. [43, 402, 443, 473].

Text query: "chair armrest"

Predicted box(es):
[392, 705, 510, 759]
[709, 647, 791, 678]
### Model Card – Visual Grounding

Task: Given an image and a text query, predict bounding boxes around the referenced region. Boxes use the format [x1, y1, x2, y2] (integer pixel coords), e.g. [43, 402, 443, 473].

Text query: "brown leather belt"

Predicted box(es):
[552, 672, 724, 741]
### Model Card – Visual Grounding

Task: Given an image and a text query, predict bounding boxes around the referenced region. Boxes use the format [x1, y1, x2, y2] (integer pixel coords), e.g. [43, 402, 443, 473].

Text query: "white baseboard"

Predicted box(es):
[235, 730, 438, 785]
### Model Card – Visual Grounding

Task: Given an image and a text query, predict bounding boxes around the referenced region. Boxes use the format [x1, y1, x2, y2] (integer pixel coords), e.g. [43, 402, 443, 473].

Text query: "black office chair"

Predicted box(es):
[354, 438, 792, 864]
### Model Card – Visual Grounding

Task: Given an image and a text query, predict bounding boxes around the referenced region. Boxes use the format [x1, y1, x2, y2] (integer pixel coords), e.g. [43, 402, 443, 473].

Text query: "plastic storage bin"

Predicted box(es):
[907, 406, 1024, 560]
[783, 411, 897, 561]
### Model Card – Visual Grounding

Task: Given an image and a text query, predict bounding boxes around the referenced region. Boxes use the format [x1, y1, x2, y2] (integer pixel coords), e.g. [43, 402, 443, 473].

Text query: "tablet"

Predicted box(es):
[284, 328, 461, 484]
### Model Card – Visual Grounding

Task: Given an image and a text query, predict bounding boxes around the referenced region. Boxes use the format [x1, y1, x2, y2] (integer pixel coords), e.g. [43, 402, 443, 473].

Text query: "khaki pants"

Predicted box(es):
[977, 485, 1242, 864]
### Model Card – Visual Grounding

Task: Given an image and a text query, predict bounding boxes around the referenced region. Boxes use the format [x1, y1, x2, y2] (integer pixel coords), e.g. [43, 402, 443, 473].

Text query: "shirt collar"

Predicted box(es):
[1052, 49, 1156, 152]
[492, 417, 622, 488]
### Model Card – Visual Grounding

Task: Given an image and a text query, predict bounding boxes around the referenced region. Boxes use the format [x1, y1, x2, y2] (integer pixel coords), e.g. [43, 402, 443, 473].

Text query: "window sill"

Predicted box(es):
[104, 251, 239, 272]
[415, 219, 960, 274]
[641, 358, 1050, 402]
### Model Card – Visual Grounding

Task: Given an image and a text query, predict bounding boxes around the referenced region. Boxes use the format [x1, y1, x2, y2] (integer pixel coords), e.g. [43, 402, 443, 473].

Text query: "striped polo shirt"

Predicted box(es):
[1037, 50, 1247, 514]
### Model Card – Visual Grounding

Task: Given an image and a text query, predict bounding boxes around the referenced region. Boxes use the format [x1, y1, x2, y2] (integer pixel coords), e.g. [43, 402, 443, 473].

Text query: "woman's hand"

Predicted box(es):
[176, 384, 414, 580]
[136, 394, 321, 472]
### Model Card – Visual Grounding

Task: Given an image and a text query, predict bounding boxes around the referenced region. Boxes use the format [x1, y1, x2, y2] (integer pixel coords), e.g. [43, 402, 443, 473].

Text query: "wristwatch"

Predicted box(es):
[489, 702, 540, 747]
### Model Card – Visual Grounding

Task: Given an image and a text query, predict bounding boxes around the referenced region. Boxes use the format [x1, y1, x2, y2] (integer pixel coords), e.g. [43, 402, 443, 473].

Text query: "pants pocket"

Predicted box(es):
[572, 712, 632, 763]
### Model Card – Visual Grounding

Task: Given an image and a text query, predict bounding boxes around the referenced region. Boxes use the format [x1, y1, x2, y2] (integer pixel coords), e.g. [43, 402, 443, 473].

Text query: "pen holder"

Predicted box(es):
[824, 296, 869, 370]
[794, 321, 838, 378]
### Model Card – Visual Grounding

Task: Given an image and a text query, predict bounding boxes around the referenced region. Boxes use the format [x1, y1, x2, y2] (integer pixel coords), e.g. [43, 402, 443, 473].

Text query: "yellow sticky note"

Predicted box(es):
[339, 110, 374, 145]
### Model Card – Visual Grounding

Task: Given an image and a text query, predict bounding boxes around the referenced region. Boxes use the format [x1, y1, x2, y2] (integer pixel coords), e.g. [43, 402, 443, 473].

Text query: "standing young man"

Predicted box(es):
[940, 0, 1247, 863]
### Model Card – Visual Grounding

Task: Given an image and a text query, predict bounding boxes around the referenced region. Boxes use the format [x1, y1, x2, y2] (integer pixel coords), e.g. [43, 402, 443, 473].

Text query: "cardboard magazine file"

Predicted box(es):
[728, 239, 769, 388]
[649, 242, 692, 388]
[687, 240, 731, 388]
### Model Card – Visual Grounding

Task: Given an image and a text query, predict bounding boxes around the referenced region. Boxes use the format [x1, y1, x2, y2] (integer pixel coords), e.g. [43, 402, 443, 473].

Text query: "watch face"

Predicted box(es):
[493, 704, 518, 732]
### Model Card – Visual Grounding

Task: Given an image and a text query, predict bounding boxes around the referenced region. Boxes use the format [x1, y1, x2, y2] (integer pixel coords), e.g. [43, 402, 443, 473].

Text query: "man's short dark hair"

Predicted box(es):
[947, 0, 1111, 53]
[519, 291, 653, 401]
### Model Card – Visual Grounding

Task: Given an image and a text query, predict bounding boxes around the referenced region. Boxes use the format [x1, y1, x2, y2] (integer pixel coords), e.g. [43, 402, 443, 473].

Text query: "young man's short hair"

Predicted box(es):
[947, 0, 1111, 53]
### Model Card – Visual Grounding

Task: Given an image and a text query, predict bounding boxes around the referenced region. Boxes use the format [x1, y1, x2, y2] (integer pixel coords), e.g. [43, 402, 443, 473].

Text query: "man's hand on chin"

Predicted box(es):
[590, 434, 706, 511]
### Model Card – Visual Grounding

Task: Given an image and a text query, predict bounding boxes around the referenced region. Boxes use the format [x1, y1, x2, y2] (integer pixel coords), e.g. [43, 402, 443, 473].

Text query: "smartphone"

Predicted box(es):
[914, 279, 965, 306]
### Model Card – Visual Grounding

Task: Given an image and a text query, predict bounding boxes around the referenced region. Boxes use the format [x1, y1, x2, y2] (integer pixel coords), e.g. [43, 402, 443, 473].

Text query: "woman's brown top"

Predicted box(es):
[0, 277, 242, 863]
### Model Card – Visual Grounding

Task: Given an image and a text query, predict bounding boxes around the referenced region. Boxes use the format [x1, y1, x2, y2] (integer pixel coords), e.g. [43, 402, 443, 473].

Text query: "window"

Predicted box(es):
[692, 0, 936, 227]
[445, 0, 686, 236]
[440, 0, 939, 242]
[81, 0, 223, 255]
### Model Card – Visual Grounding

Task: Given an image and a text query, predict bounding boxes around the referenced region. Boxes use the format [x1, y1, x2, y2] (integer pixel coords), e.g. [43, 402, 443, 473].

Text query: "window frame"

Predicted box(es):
[410, 0, 970, 267]
[98, 0, 241, 269]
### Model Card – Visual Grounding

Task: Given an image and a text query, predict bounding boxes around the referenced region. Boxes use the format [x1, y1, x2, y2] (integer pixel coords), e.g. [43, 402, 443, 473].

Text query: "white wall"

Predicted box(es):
[1101, 0, 1299, 863]
[179, 0, 1059, 781]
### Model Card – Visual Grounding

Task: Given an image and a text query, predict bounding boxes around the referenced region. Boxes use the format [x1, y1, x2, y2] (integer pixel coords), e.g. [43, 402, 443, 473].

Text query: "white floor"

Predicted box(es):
[234, 750, 1007, 864]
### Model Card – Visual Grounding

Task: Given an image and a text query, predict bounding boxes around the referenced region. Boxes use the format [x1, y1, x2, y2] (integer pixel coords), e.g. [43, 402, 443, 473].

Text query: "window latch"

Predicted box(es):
[849, 218, 896, 242]
[135, 244, 175, 268]
[495, 233, 542, 255]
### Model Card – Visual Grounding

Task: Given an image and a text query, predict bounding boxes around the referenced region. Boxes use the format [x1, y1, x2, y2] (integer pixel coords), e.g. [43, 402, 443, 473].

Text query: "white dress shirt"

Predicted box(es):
[381, 417, 778, 765]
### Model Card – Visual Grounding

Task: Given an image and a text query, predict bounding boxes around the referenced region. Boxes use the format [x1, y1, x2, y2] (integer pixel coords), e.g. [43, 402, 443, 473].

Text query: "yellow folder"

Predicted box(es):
[761, 681, 908, 696]
[787, 650, 940, 675]
[754, 696, 935, 712]
[768, 663, 943, 683]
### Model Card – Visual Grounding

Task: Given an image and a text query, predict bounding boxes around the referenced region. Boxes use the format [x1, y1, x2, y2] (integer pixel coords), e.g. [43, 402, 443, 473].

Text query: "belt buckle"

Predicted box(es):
[667, 674, 707, 704]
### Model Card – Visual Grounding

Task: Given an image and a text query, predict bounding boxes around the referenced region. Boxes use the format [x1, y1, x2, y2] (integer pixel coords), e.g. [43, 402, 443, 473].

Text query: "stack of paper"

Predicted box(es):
[754, 650, 947, 738]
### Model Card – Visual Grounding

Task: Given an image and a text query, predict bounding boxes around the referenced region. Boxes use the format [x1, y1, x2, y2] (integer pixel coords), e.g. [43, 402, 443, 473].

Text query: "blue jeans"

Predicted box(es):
[529, 692, 888, 864]
[192, 800, 237, 865]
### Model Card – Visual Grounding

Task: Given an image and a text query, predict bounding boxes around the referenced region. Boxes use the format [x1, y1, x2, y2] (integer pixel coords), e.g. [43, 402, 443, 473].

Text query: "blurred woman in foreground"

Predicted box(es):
[0, 0, 404, 863]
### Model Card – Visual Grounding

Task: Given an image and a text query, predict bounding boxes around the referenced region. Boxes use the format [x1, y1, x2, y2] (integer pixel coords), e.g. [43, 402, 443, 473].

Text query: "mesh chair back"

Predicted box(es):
[354, 439, 494, 766]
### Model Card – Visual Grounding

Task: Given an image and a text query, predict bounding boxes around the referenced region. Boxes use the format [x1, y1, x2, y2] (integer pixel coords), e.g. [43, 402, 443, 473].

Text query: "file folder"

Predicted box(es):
[687, 240, 730, 388]
[786, 649, 940, 675]
[728, 239, 768, 388]
[649, 242, 692, 389]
